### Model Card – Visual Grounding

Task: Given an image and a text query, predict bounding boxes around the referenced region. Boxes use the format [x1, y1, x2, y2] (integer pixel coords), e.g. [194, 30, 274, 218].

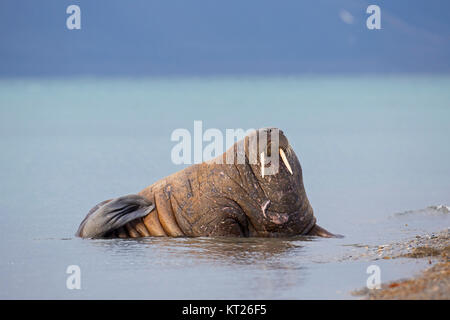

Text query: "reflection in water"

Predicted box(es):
[6, 206, 449, 299]
[87, 236, 312, 266]
[82, 236, 314, 297]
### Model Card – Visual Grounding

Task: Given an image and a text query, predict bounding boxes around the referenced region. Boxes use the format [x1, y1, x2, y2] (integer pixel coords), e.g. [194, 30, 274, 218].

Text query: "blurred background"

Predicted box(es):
[0, 1, 449, 299]
[1, 0, 450, 76]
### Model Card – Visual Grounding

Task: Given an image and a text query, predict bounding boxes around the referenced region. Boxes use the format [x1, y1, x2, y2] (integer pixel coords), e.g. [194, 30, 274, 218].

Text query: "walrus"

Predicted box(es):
[76, 128, 335, 239]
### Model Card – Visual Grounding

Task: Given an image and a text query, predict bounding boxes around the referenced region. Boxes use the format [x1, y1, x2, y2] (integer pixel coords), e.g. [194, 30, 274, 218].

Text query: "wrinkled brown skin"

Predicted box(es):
[89, 128, 335, 238]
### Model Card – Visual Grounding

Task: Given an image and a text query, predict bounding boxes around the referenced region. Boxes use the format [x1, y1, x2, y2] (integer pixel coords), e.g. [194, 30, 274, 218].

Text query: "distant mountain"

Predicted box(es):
[1, 0, 449, 76]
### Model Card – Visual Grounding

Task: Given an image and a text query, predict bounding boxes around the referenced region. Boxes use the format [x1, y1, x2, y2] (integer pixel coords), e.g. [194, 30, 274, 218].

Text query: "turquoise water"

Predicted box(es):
[0, 76, 449, 299]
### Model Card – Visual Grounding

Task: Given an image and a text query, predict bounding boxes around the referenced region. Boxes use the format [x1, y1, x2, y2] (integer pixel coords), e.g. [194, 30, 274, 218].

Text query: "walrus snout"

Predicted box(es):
[268, 212, 290, 225]
[261, 200, 290, 225]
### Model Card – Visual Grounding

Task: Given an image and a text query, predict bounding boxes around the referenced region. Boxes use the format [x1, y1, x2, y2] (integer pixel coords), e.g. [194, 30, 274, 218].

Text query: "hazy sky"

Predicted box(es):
[1, 0, 449, 76]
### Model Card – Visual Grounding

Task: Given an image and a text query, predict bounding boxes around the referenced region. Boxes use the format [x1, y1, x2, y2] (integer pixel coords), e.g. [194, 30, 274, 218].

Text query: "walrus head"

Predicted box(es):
[220, 127, 335, 238]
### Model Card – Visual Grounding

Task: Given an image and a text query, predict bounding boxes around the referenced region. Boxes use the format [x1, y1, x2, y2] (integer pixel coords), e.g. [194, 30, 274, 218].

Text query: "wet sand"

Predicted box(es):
[353, 229, 449, 299]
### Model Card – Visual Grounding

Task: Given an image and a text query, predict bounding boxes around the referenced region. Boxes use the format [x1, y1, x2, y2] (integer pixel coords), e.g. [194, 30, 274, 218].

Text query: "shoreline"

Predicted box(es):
[353, 229, 449, 299]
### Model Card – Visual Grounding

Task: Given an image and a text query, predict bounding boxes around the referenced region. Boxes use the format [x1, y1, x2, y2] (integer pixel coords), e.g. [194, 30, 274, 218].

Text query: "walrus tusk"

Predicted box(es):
[279, 148, 293, 175]
[260, 152, 265, 178]
[261, 199, 270, 217]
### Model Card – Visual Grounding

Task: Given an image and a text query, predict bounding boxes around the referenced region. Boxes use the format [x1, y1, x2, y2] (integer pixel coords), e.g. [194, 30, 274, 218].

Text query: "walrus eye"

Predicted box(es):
[279, 148, 293, 175]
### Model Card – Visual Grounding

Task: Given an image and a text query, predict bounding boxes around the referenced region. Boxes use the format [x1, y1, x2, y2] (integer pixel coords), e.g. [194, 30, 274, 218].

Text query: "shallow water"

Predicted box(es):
[0, 76, 449, 299]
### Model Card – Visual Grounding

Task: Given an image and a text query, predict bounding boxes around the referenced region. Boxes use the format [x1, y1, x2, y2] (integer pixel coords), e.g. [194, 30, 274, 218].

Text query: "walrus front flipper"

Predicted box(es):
[307, 224, 341, 238]
[76, 194, 155, 239]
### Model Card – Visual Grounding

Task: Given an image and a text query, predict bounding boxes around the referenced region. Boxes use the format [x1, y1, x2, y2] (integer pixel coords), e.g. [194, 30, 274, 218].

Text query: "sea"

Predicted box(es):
[0, 75, 449, 299]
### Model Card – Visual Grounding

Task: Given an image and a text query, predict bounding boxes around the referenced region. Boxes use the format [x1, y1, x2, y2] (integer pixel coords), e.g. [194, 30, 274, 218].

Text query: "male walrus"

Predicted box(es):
[76, 128, 334, 239]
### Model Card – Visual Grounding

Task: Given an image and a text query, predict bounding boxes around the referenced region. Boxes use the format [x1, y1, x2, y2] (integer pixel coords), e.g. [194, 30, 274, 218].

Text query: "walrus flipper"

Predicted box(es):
[307, 224, 342, 238]
[76, 194, 155, 238]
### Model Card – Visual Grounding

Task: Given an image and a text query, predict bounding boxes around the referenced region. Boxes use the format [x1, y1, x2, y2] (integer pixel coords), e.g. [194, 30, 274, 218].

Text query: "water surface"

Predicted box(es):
[0, 76, 449, 299]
